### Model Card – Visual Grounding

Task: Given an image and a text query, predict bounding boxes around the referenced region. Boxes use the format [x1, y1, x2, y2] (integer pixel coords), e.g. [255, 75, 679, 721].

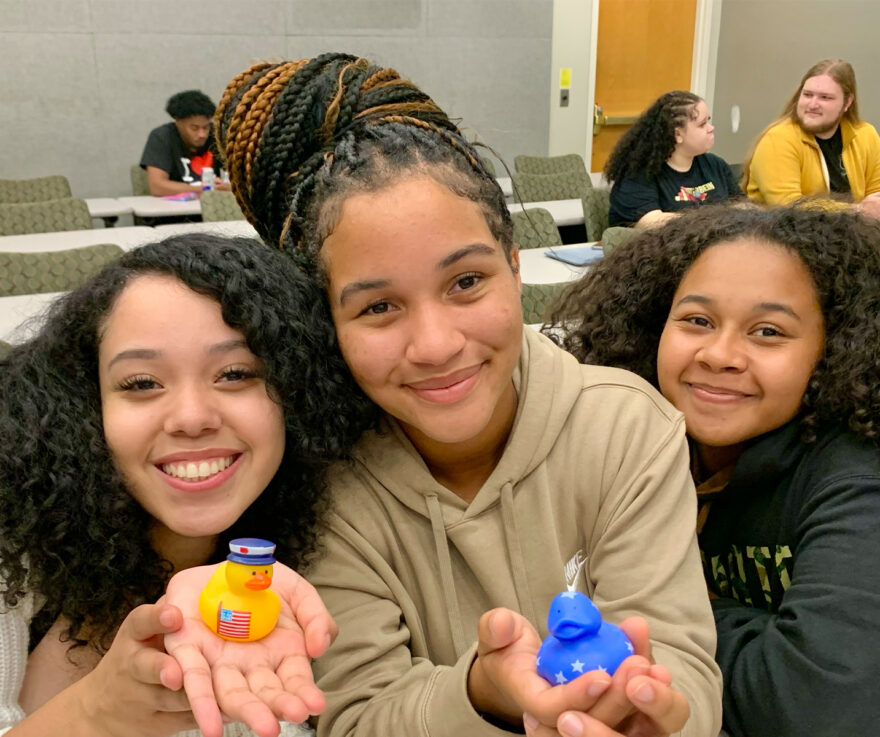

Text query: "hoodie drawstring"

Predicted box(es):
[500, 481, 537, 626]
[425, 493, 468, 656]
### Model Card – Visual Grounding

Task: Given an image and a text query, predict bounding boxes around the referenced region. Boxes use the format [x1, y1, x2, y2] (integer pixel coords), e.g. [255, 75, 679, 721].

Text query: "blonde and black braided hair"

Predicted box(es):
[215, 52, 512, 276]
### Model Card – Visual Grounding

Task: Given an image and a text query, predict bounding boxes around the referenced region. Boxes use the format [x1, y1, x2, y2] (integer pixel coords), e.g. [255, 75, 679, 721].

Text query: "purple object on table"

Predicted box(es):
[536, 591, 634, 685]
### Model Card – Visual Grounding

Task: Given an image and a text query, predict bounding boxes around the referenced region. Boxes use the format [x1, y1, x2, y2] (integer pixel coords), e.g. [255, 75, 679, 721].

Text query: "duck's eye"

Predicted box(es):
[251, 571, 256, 576]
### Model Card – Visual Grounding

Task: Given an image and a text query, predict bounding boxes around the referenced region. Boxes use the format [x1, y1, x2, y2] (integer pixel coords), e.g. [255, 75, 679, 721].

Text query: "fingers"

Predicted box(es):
[214, 663, 280, 737]
[276, 566, 337, 659]
[130, 645, 185, 693]
[582, 655, 651, 727]
[617, 617, 651, 661]
[169, 640, 224, 737]
[624, 675, 690, 735]
[123, 602, 183, 643]
[476, 608, 521, 655]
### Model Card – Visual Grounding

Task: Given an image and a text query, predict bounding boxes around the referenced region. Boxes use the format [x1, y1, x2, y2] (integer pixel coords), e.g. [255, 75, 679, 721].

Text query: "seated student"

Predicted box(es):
[743, 59, 880, 218]
[607, 91, 740, 228]
[139, 90, 230, 196]
[216, 54, 722, 737]
[551, 205, 880, 737]
[0, 234, 374, 737]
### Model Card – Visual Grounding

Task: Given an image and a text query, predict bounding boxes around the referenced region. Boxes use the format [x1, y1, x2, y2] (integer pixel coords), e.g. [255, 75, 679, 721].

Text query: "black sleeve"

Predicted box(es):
[139, 125, 174, 174]
[608, 174, 661, 227]
[713, 474, 880, 737]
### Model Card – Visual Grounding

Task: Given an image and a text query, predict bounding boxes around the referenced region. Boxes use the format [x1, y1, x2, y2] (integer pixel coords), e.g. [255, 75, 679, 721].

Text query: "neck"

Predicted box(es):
[150, 523, 218, 573]
[402, 381, 518, 504]
[666, 148, 695, 172]
[695, 442, 743, 478]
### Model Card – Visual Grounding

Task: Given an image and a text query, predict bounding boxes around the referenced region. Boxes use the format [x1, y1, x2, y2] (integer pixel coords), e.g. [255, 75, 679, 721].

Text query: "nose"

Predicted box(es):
[707, 122, 715, 134]
[695, 330, 746, 372]
[162, 385, 222, 436]
[404, 302, 466, 366]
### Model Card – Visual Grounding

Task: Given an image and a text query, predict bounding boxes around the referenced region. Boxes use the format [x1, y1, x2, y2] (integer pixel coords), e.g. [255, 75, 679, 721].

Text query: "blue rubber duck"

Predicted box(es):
[536, 591, 634, 685]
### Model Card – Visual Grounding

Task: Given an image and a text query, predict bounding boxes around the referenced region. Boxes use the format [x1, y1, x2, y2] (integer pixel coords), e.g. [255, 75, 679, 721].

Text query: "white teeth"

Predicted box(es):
[160, 456, 235, 481]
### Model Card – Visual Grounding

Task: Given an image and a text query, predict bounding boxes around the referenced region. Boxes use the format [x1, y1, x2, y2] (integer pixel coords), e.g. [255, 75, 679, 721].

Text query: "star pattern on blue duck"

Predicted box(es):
[536, 591, 634, 685]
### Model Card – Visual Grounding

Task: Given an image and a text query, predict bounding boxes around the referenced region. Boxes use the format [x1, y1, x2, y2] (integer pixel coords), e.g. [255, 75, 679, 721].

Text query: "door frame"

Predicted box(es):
[583, 0, 723, 173]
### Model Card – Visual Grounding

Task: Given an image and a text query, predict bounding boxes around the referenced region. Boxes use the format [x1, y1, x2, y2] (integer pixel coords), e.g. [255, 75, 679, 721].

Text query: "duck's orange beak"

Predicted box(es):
[245, 571, 272, 590]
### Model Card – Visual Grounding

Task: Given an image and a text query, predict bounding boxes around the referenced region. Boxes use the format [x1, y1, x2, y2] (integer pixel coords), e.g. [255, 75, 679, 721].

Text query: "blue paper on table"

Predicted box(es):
[544, 246, 604, 266]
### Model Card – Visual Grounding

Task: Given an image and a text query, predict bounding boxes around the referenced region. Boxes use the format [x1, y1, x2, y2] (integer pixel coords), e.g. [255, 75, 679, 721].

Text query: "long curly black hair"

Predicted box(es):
[213, 53, 514, 279]
[604, 90, 702, 184]
[0, 234, 378, 652]
[548, 205, 880, 444]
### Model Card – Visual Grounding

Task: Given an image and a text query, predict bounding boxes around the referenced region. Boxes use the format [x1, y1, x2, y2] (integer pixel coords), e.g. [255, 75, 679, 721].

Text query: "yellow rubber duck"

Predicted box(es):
[199, 538, 281, 642]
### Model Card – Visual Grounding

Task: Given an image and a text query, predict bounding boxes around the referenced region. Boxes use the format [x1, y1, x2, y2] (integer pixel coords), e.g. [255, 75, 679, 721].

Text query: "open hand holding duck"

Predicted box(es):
[536, 591, 634, 685]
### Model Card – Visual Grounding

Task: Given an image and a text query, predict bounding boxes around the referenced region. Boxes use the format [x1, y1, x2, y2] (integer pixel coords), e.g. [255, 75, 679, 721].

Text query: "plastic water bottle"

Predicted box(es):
[201, 167, 215, 191]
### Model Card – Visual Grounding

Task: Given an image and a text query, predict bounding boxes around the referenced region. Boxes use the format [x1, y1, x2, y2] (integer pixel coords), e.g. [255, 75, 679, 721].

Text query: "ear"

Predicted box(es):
[510, 248, 522, 290]
[843, 94, 854, 113]
[674, 127, 684, 144]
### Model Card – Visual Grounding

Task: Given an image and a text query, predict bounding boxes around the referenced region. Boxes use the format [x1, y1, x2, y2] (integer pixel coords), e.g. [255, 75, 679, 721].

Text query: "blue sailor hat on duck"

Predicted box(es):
[227, 538, 276, 566]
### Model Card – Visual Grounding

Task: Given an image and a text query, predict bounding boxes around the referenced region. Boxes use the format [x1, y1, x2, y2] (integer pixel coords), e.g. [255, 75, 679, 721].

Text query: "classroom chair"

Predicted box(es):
[599, 226, 639, 256]
[510, 208, 563, 250]
[0, 244, 123, 297]
[200, 190, 246, 221]
[521, 281, 569, 325]
[130, 164, 150, 196]
[511, 169, 592, 204]
[0, 198, 93, 236]
[0, 175, 72, 204]
[582, 188, 611, 242]
[514, 154, 586, 176]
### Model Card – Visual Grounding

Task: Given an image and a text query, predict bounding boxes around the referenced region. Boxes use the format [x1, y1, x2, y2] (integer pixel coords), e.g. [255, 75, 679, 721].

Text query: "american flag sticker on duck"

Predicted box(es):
[217, 603, 251, 639]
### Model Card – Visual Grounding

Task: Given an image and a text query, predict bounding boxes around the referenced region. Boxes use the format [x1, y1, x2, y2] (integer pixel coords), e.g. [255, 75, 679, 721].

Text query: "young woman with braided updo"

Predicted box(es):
[215, 53, 722, 737]
[0, 234, 375, 737]
[548, 205, 880, 737]
[606, 91, 740, 228]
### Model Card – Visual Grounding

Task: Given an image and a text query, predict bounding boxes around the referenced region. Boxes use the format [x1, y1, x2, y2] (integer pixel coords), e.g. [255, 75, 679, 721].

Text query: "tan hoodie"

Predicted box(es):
[309, 328, 722, 736]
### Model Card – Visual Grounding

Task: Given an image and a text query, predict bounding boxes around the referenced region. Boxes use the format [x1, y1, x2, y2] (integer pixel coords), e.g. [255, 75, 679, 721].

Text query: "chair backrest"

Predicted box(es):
[0, 175, 72, 204]
[200, 190, 245, 222]
[514, 153, 586, 175]
[0, 339, 11, 359]
[0, 244, 123, 297]
[511, 169, 591, 203]
[599, 226, 639, 256]
[130, 164, 150, 196]
[0, 198, 93, 236]
[478, 155, 497, 177]
[510, 207, 562, 250]
[581, 188, 610, 242]
[521, 281, 569, 325]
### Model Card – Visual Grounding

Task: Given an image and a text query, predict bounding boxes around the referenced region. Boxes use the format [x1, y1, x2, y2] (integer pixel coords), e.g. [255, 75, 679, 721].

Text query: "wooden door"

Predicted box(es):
[591, 0, 697, 173]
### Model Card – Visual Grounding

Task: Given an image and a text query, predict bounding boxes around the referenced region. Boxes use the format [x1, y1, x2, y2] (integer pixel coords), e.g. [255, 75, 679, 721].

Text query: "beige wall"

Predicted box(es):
[711, 0, 880, 165]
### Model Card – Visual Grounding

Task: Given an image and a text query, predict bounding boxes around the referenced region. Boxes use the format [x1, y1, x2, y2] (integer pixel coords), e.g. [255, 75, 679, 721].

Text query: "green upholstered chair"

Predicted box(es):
[599, 226, 639, 256]
[582, 188, 611, 242]
[0, 340, 11, 359]
[478, 155, 497, 176]
[130, 164, 150, 196]
[510, 207, 562, 250]
[0, 175, 72, 204]
[514, 153, 586, 175]
[0, 198, 93, 236]
[200, 190, 246, 221]
[520, 281, 569, 325]
[511, 169, 592, 204]
[0, 244, 123, 297]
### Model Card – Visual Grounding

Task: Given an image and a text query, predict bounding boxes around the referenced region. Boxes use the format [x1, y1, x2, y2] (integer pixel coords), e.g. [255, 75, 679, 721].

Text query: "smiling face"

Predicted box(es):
[321, 175, 523, 461]
[675, 100, 715, 157]
[99, 275, 285, 561]
[657, 239, 825, 462]
[796, 74, 852, 138]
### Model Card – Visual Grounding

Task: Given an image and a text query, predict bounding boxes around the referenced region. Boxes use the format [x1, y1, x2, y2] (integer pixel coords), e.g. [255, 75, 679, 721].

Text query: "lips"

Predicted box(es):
[687, 382, 753, 403]
[153, 450, 244, 491]
[405, 364, 482, 404]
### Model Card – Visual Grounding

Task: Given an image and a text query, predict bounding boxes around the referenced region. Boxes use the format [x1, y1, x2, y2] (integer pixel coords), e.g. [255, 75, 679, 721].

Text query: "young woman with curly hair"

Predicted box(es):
[0, 234, 375, 737]
[213, 53, 723, 737]
[605, 91, 740, 228]
[550, 205, 880, 737]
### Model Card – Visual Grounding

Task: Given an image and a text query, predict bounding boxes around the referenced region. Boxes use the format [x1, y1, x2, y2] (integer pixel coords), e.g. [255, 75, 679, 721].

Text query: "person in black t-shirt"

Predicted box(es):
[606, 90, 741, 228]
[139, 90, 230, 197]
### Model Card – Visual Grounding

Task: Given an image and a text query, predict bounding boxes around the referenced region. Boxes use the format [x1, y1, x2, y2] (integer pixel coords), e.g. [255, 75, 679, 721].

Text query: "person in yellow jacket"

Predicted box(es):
[743, 59, 880, 217]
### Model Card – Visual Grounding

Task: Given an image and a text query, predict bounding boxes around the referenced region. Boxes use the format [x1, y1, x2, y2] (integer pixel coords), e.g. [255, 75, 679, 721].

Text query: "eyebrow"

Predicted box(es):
[675, 294, 801, 320]
[337, 243, 498, 307]
[106, 339, 250, 369]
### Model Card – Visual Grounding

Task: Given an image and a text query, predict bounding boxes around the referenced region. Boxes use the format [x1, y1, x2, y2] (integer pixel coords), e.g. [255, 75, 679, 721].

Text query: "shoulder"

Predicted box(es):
[576, 363, 681, 424]
[848, 120, 880, 144]
[798, 427, 880, 487]
[756, 119, 803, 148]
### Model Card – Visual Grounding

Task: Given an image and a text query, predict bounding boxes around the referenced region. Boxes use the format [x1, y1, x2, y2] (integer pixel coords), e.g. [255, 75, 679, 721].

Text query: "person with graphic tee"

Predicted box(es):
[139, 90, 229, 196]
[743, 59, 880, 218]
[551, 205, 880, 737]
[606, 91, 740, 228]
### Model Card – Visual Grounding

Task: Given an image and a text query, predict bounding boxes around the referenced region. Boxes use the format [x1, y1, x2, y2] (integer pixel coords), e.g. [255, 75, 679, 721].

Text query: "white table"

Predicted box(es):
[117, 195, 202, 219]
[0, 291, 65, 344]
[508, 199, 584, 227]
[518, 242, 598, 285]
[0, 227, 158, 253]
[495, 176, 513, 199]
[153, 221, 259, 239]
[85, 198, 133, 226]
